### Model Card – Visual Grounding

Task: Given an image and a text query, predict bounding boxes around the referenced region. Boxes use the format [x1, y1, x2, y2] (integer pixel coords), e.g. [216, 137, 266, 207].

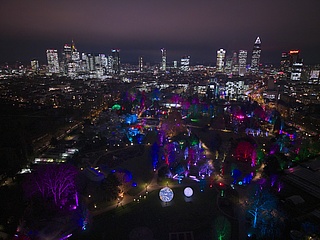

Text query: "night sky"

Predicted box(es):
[1, 0, 320, 66]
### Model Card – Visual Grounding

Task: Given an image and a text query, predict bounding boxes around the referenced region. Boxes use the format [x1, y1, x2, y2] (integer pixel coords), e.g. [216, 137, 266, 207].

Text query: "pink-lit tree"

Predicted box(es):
[24, 164, 78, 207]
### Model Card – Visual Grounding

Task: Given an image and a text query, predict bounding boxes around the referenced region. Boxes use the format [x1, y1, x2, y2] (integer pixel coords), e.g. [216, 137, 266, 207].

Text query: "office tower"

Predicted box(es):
[100, 54, 107, 68]
[173, 61, 178, 69]
[216, 49, 226, 72]
[161, 48, 166, 71]
[46, 49, 60, 73]
[280, 52, 290, 77]
[87, 53, 95, 72]
[289, 50, 303, 81]
[61, 44, 72, 74]
[107, 55, 113, 74]
[225, 55, 233, 75]
[251, 37, 261, 73]
[139, 56, 143, 72]
[66, 41, 80, 76]
[238, 50, 248, 76]
[180, 55, 190, 71]
[71, 41, 79, 62]
[310, 69, 320, 84]
[111, 49, 121, 74]
[80, 53, 88, 72]
[63, 44, 72, 62]
[31, 60, 39, 72]
[231, 51, 239, 75]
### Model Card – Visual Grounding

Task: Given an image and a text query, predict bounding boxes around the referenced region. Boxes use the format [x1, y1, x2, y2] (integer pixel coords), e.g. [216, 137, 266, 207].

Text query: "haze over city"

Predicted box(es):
[1, 0, 320, 65]
[1, 1, 320, 240]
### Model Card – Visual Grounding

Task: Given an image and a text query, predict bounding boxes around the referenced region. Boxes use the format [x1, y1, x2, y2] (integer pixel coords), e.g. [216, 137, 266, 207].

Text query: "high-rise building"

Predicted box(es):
[107, 55, 113, 74]
[216, 49, 226, 72]
[173, 61, 178, 69]
[289, 50, 303, 81]
[161, 48, 166, 71]
[61, 44, 72, 74]
[251, 37, 261, 73]
[231, 51, 239, 75]
[46, 49, 60, 73]
[180, 55, 190, 72]
[111, 49, 121, 74]
[31, 60, 39, 73]
[238, 50, 248, 76]
[86, 53, 95, 72]
[67, 41, 80, 76]
[139, 56, 143, 72]
[280, 52, 290, 76]
[225, 55, 233, 75]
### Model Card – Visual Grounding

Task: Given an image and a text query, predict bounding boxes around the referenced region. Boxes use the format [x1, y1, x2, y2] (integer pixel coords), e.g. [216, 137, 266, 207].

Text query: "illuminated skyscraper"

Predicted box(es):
[71, 41, 80, 62]
[289, 50, 303, 81]
[161, 48, 166, 71]
[231, 51, 239, 75]
[225, 54, 233, 75]
[111, 49, 121, 74]
[62, 44, 72, 74]
[139, 56, 143, 72]
[280, 52, 290, 73]
[46, 49, 60, 73]
[216, 49, 226, 72]
[31, 60, 39, 73]
[180, 55, 190, 72]
[67, 41, 80, 76]
[238, 50, 248, 76]
[172, 61, 177, 69]
[251, 37, 261, 73]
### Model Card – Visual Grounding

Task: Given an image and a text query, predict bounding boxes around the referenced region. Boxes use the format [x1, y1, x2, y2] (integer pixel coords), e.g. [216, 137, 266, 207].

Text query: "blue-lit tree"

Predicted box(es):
[151, 142, 160, 170]
[246, 186, 285, 239]
[246, 186, 274, 228]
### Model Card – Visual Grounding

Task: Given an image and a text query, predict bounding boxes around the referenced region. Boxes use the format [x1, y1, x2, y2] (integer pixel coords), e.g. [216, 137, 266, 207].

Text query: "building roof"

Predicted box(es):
[283, 158, 320, 200]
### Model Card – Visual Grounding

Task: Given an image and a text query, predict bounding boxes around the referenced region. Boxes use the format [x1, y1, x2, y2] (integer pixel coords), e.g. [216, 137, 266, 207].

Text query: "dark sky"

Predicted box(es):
[1, 0, 320, 66]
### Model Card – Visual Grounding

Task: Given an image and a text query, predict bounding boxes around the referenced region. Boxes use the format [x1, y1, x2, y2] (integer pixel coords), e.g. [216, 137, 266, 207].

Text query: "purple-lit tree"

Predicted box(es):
[24, 164, 78, 208]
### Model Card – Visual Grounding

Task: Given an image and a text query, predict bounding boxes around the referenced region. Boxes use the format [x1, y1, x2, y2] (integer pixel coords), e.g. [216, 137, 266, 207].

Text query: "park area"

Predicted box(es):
[69, 124, 241, 240]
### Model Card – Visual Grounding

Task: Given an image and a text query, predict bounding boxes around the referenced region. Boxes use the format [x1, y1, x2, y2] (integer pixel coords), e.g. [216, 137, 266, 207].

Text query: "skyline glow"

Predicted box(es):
[1, 0, 320, 65]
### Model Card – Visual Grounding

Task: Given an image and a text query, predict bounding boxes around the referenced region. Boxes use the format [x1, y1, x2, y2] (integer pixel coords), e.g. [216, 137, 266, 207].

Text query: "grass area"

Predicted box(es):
[74, 182, 225, 240]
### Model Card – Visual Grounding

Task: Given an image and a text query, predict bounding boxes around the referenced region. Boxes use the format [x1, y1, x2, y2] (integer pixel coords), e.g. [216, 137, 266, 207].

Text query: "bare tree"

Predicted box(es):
[24, 164, 78, 207]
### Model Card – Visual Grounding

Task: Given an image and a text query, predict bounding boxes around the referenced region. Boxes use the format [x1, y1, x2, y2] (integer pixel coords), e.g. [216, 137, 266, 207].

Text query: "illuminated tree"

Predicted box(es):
[246, 186, 285, 239]
[213, 216, 231, 240]
[160, 110, 185, 138]
[235, 141, 255, 161]
[114, 169, 132, 193]
[24, 164, 78, 207]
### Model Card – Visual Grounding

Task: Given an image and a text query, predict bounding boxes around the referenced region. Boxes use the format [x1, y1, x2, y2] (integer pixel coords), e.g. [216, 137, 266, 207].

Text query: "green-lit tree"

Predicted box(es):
[213, 216, 231, 240]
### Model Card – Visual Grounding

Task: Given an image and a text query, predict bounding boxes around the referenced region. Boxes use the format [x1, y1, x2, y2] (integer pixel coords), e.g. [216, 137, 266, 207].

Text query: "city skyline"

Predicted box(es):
[1, 0, 320, 65]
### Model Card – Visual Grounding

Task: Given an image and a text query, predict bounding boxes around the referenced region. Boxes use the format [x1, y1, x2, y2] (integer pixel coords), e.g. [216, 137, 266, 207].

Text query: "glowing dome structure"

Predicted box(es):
[184, 187, 193, 197]
[159, 187, 174, 202]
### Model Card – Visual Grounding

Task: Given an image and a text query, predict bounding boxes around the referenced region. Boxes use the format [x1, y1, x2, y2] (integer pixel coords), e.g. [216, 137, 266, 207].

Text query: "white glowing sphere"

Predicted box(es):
[184, 187, 193, 197]
[159, 187, 174, 202]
